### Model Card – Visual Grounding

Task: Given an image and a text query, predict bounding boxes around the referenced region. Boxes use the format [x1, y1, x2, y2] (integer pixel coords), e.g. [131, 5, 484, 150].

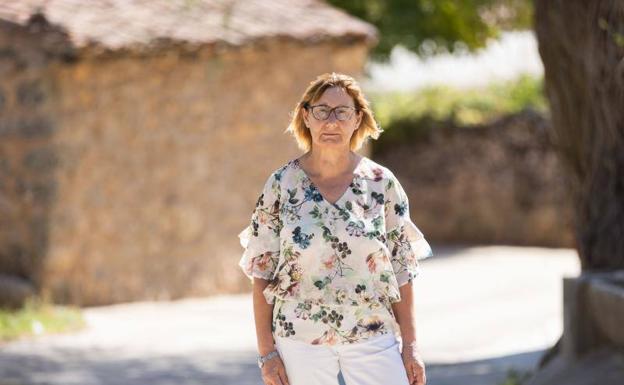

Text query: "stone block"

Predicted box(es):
[0, 156, 8, 175]
[561, 272, 624, 360]
[529, 272, 624, 385]
[527, 347, 624, 385]
[0, 118, 17, 136]
[16, 79, 45, 107]
[561, 276, 601, 360]
[0, 273, 35, 309]
[18, 117, 55, 137]
[23, 147, 58, 173]
[586, 271, 624, 348]
[0, 47, 19, 75]
[15, 178, 57, 204]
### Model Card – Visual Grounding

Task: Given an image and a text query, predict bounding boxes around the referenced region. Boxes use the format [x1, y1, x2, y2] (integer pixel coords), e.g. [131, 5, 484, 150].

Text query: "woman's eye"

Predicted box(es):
[335, 108, 350, 116]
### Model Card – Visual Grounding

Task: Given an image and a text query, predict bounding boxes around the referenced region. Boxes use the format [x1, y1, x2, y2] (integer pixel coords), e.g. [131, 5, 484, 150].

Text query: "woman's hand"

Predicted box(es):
[402, 342, 426, 385]
[261, 354, 290, 385]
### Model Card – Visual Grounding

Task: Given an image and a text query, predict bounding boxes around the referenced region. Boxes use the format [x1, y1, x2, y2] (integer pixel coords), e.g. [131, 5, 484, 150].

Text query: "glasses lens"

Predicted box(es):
[335, 107, 353, 121]
[313, 106, 330, 120]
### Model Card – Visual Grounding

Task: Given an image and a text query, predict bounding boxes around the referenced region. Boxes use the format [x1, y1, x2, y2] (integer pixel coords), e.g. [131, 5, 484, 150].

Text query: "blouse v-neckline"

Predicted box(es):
[294, 156, 365, 207]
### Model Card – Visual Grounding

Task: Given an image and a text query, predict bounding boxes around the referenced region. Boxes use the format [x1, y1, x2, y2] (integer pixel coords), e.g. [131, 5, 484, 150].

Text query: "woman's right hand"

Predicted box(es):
[261, 354, 290, 385]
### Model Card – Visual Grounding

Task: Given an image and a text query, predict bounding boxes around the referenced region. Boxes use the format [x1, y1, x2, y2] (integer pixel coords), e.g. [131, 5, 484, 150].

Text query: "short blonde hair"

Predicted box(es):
[286, 72, 382, 152]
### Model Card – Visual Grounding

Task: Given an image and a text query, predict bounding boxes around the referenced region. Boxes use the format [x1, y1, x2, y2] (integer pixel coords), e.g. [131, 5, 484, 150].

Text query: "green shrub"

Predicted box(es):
[368, 74, 547, 150]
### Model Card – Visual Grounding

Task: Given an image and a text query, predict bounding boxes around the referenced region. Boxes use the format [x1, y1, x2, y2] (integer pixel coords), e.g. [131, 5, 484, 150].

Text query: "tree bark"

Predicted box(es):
[534, 0, 624, 270]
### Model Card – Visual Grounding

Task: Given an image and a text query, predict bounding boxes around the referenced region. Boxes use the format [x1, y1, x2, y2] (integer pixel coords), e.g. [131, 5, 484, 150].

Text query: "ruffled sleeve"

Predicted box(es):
[384, 172, 433, 287]
[238, 172, 282, 282]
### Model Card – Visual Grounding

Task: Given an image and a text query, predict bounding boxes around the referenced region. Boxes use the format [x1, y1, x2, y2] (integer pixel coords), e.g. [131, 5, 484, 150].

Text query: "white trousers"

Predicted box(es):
[274, 332, 410, 385]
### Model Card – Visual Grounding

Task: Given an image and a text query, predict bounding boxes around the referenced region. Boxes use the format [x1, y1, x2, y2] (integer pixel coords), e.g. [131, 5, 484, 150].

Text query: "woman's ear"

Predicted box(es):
[355, 110, 363, 129]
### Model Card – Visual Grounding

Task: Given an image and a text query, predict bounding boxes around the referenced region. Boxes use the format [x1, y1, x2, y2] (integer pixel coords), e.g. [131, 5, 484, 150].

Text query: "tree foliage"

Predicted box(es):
[327, 0, 533, 60]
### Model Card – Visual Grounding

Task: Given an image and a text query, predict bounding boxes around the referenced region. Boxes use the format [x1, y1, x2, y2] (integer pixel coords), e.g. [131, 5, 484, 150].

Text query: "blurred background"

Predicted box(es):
[1, 1, 622, 385]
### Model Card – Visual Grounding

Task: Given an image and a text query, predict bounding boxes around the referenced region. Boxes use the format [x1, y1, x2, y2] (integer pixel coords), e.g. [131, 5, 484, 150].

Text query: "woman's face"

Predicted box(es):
[302, 86, 362, 150]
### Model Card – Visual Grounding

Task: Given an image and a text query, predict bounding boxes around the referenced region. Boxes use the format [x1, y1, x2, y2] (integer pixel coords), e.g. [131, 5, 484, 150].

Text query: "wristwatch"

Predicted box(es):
[257, 350, 279, 368]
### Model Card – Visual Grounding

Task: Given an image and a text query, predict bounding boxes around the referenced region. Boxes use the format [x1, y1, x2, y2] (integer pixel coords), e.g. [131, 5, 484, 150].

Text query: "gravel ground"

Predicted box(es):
[0, 244, 580, 385]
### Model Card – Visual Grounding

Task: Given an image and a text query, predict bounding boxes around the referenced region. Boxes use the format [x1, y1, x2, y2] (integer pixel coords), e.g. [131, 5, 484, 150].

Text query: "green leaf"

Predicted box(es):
[327, 0, 533, 61]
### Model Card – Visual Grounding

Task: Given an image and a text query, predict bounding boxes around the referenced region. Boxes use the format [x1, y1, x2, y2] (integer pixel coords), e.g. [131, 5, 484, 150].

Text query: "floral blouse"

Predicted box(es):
[238, 156, 433, 345]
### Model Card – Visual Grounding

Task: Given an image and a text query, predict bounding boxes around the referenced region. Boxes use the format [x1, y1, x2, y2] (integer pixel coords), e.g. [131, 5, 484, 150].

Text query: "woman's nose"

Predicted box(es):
[326, 111, 339, 123]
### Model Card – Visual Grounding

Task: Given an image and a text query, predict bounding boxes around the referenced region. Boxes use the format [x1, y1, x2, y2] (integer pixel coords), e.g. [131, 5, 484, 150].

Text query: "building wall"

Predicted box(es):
[0, 20, 62, 305]
[38, 38, 371, 305]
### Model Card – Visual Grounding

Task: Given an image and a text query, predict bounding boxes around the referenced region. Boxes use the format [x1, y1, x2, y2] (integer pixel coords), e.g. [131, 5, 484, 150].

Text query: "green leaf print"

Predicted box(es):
[314, 276, 331, 290]
[309, 205, 322, 219]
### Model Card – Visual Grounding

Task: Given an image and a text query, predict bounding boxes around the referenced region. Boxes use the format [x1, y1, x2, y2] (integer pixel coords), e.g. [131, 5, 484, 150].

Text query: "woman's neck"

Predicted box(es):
[300, 148, 359, 179]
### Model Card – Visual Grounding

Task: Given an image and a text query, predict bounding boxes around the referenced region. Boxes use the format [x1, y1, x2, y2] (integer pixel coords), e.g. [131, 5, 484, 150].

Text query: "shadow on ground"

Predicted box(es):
[0, 347, 543, 385]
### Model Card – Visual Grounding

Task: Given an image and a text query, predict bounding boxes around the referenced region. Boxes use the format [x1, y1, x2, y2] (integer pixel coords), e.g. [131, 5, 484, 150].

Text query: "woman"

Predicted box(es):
[238, 72, 433, 385]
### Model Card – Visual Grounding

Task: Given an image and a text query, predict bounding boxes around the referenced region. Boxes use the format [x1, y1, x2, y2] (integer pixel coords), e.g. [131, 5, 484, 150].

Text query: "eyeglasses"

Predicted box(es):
[304, 103, 358, 121]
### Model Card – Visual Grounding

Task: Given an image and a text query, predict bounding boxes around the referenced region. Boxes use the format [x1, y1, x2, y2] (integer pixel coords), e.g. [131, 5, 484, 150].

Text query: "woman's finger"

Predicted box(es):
[278, 370, 289, 385]
[404, 361, 415, 384]
[262, 365, 283, 385]
[263, 374, 278, 385]
[411, 359, 423, 383]
[415, 367, 426, 385]
[277, 358, 289, 385]
[269, 373, 283, 385]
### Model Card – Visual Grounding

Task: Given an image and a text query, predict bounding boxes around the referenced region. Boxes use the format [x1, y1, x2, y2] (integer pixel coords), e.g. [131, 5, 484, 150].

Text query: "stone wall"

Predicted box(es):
[0, 33, 371, 305]
[373, 110, 575, 248]
[0, 19, 68, 307]
[527, 271, 624, 385]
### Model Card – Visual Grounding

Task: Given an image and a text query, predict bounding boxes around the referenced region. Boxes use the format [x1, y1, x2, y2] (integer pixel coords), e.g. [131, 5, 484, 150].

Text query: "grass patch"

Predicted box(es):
[498, 368, 534, 385]
[0, 296, 85, 343]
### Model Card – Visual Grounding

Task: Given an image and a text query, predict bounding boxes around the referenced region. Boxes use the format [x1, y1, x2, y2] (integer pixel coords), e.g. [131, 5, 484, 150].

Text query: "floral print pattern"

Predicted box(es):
[238, 156, 433, 345]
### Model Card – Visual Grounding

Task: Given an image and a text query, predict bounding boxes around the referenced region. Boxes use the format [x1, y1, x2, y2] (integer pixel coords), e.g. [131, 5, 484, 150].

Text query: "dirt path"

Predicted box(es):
[0, 245, 580, 385]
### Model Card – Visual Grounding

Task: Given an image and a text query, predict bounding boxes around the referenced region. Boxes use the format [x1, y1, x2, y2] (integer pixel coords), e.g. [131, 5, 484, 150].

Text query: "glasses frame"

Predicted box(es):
[304, 103, 358, 122]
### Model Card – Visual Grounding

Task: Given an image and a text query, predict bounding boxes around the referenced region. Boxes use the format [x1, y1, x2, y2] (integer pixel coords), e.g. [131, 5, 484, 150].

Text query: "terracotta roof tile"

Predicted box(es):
[0, 0, 377, 51]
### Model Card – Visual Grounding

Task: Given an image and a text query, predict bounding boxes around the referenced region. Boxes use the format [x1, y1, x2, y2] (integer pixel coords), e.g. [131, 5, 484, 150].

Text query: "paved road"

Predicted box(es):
[0, 245, 580, 385]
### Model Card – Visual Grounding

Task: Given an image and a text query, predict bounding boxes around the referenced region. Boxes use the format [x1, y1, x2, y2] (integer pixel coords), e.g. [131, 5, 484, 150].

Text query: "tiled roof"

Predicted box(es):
[0, 0, 377, 52]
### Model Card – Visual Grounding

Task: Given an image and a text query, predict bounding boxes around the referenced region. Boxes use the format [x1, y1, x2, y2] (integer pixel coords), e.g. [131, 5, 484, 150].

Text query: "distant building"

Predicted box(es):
[0, 0, 377, 306]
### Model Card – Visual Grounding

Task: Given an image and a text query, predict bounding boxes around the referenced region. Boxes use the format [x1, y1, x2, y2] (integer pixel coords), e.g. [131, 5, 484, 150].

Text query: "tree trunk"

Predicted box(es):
[534, 0, 624, 270]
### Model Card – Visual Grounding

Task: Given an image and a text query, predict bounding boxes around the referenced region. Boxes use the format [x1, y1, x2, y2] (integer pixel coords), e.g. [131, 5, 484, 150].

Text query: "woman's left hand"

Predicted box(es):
[401, 342, 426, 385]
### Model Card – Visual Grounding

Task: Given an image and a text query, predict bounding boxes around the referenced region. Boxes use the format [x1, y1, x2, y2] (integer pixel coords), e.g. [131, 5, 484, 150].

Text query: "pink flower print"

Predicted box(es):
[366, 249, 385, 273]
[311, 328, 339, 345]
[323, 254, 337, 270]
[366, 253, 377, 273]
[286, 281, 300, 297]
[372, 168, 384, 181]
[255, 252, 273, 271]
